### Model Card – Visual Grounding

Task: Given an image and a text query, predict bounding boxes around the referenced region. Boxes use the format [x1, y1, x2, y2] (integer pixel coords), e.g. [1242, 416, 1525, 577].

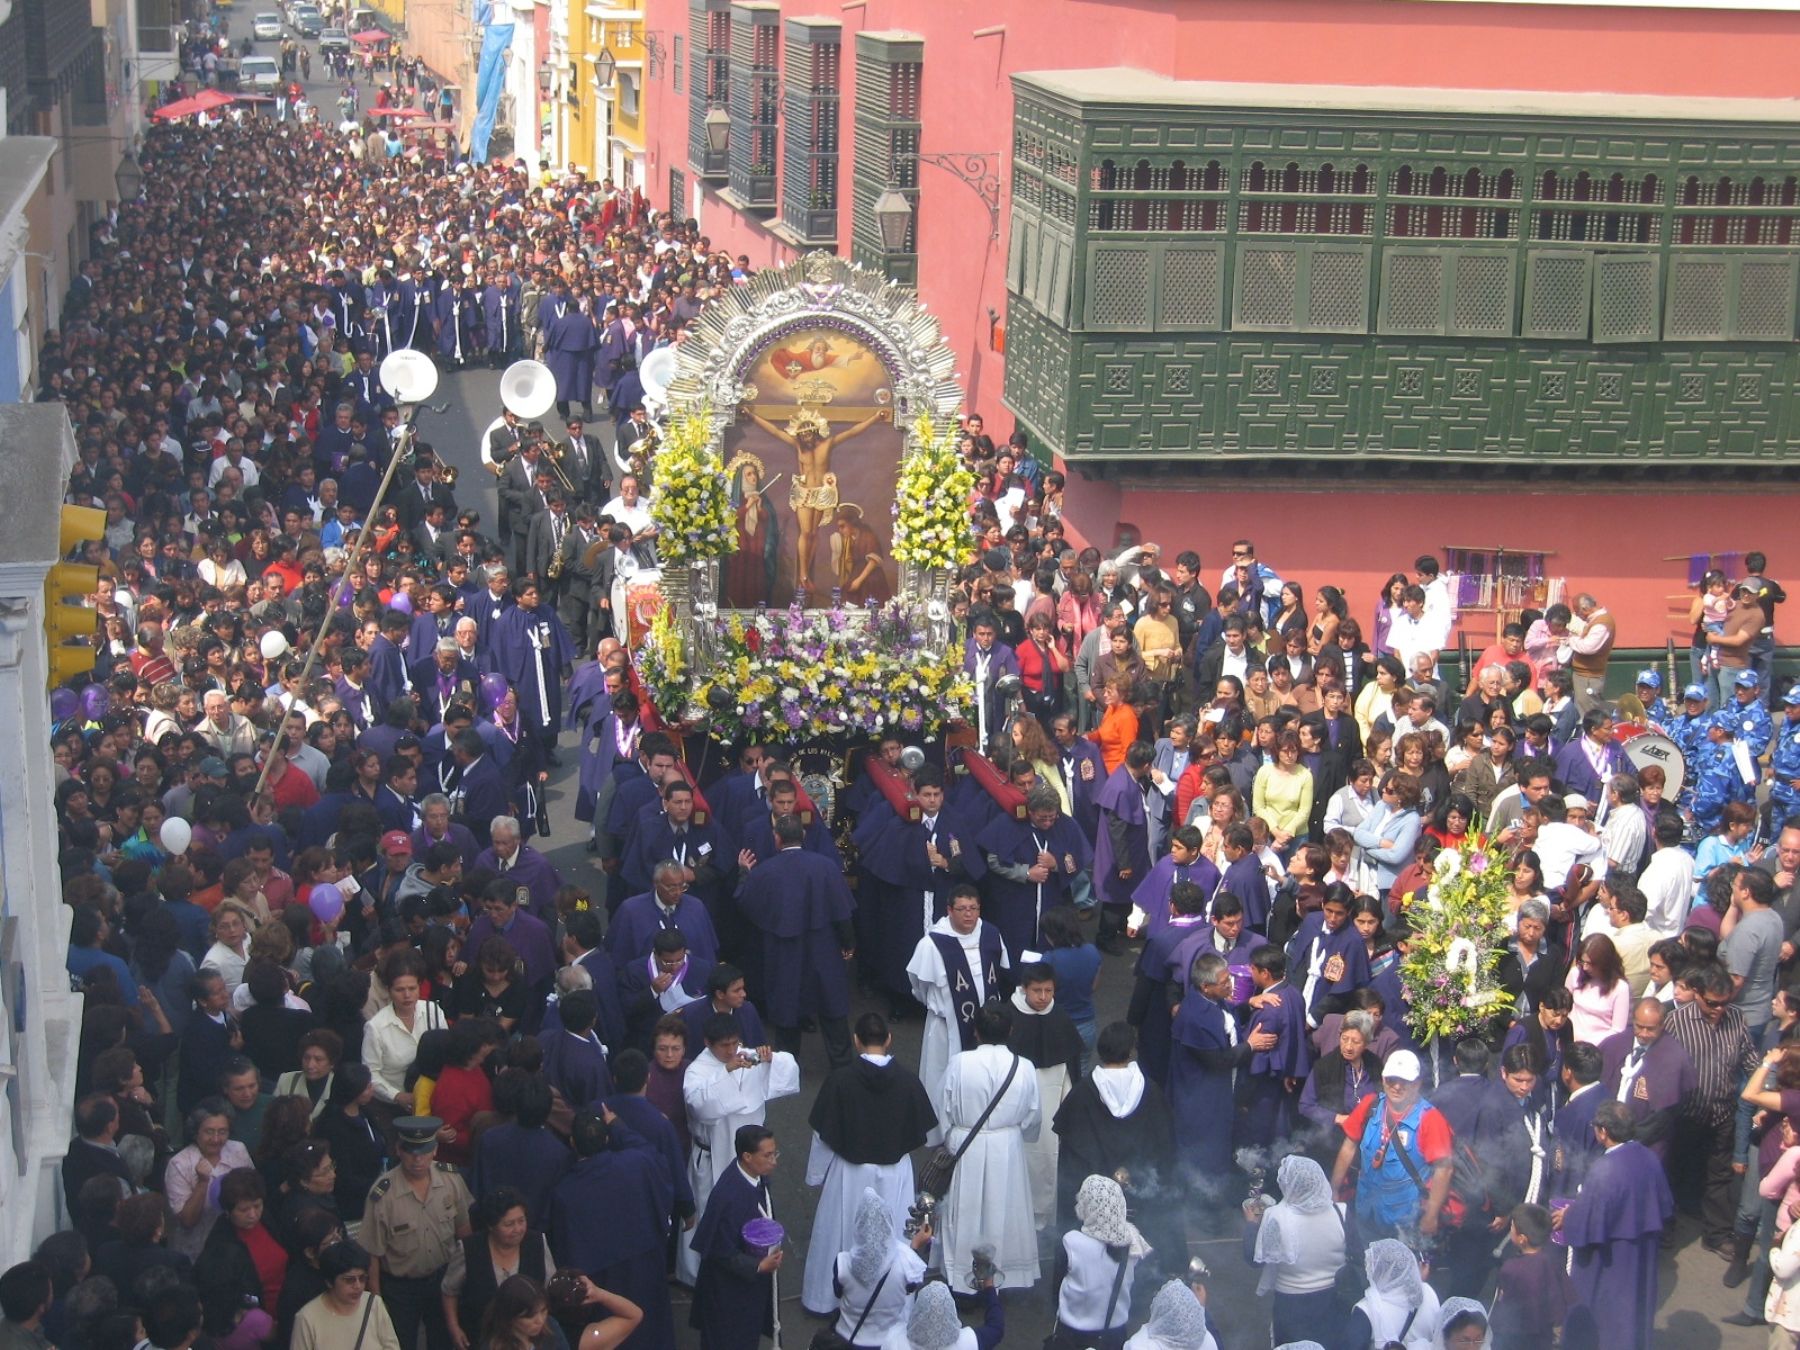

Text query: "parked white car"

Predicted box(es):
[240, 55, 281, 87]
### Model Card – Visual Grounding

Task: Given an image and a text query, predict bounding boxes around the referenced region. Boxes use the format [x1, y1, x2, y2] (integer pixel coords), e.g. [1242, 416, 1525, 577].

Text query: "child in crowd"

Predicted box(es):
[1489, 1202, 1574, 1350]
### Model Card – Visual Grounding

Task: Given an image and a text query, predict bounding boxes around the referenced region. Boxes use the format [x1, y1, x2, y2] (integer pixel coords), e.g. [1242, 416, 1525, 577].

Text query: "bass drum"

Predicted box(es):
[1616, 724, 1686, 798]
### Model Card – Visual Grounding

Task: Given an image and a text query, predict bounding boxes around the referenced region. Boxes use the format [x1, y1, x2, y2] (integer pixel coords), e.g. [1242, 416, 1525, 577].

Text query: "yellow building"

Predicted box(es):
[576, 3, 645, 191]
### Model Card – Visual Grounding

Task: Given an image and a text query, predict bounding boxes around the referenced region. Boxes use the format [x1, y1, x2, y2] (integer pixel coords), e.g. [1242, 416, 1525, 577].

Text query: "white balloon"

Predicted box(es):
[160, 817, 192, 855]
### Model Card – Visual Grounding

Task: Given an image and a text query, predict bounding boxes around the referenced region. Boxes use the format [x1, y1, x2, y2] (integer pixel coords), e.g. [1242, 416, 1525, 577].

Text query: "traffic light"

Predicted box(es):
[44, 505, 105, 689]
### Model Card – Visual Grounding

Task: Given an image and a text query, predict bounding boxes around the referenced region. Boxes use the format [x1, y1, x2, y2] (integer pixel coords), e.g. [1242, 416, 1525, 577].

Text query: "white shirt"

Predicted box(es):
[602, 495, 654, 536]
[361, 999, 448, 1102]
[1387, 607, 1451, 674]
[1530, 821, 1607, 890]
[1638, 846, 1697, 936]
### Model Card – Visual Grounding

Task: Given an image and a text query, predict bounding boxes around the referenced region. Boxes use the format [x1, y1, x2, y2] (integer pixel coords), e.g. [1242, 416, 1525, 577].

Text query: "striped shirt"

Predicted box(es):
[1665, 1000, 1759, 1127]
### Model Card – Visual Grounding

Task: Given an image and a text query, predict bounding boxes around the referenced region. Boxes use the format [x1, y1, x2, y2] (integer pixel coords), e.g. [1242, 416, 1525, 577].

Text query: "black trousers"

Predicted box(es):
[773, 1015, 852, 1072]
[378, 1270, 449, 1350]
[1674, 1115, 1737, 1242]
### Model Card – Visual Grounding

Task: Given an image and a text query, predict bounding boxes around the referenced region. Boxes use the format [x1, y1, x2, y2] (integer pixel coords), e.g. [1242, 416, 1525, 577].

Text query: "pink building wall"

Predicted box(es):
[640, 0, 1800, 642]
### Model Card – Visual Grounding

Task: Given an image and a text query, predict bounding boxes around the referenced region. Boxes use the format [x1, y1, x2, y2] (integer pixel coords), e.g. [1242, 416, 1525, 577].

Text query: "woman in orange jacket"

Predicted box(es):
[1086, 677, 1140, 774]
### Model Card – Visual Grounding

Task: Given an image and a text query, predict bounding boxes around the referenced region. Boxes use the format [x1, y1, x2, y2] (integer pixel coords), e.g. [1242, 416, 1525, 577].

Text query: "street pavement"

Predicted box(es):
[233, 21, 1767, 1340]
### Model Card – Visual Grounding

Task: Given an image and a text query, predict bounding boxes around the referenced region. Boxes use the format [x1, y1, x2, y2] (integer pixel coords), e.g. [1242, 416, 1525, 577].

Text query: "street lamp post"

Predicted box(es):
[704, 105, 730, 155]
[114, 151, 144, 201]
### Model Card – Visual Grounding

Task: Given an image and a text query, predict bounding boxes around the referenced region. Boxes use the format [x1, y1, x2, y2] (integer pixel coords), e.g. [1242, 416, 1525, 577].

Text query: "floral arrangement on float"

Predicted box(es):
[649, 406, 736, 563]
[892, 412, 977, 571]
[644, 598, 973, 742]
[1396, 834, 1516, 1048]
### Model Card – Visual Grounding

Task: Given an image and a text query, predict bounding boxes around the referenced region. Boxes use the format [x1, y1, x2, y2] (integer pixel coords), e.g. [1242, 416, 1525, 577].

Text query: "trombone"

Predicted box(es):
[438, 463, 461, 488]
[544, 442, 579, 499]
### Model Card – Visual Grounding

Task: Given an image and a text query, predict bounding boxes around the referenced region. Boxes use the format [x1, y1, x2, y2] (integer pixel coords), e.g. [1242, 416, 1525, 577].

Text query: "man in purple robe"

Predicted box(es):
[1596, 998, 1697, 1161]
[472, 816, 565, 921]
[1092, 741, 1154, 954]
[690, 1125, 781, 1350]
[1241, 944, 1312, 1144]
[1129, 824, 1220, 939]
[1558, 1101, 1673, 1350]
[490, 581, 574, 759]
[1552, 1042, 1608, 1197]
[1169, 951, 1273, 1175]
[1051, 712, 1106, 841]
[735, 814, 856, 1070]
[606, 862, 721, 971]
[550, 1110, 676, 1348]
[538, 282, 601, 420]
[1128, 880, 1211, 1087]
[977, 786, 1092, 963]
[962, 610, 1022, 752]
[464, 876, 559, 993]
[1284, 884, 1372, 1028]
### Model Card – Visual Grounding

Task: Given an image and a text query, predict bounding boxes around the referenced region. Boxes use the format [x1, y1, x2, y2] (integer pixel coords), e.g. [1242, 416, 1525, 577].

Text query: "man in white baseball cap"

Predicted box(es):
[1329, 1047, 1455, 1243]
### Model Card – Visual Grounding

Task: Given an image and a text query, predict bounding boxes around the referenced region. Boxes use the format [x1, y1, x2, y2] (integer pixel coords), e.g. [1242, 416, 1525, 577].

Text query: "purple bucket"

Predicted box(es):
[742, 1217, 785, 1257]
[1227, 965, 1254, 1005]
[1548, 1197, 1572, 1246]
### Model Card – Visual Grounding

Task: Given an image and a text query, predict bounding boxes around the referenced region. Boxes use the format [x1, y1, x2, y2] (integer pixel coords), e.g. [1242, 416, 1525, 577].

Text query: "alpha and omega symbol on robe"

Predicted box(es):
[515, 886, 531, 909]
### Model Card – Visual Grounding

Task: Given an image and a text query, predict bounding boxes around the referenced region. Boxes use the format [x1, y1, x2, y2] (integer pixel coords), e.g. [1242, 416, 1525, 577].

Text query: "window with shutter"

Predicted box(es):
[1665, 253, 1798, 342]
[1592, 253, 1660, 344]
[1735, 257, 1798, 340]
[1664, 255, 1729, 341]
[1378, 247, 1448, 335]
[1449, 251, 1516, 337]
[1522, 251, 1591, 340]
[1039, 234, 1072, 325]
[1007, 212, 1033, 297]
[1234, 244, 1300, 331]
[1306, 245, 1372, 333]
[1157, 244, 1223, 329]
[1085, 244, 1153, 330]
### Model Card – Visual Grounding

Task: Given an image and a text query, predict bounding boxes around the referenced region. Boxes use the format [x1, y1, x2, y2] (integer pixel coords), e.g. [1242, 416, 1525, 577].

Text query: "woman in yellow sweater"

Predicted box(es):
[1086, 678, 1140, 775]
[1252, 729, 1313, 853]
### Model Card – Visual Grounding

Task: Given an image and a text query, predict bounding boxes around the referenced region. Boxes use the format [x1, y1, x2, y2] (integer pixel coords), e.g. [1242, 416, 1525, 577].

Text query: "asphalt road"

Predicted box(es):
[224, 24, 1772, 1341]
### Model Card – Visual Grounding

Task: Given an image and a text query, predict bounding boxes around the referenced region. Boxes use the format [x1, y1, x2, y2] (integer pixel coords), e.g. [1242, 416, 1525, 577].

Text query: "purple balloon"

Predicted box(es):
[389, 592, 414, 615]
[479, 672, 510, 714]
[307, 882, 346, 925]
[81, 685, 111, 720]
[50, 689, 79, 722]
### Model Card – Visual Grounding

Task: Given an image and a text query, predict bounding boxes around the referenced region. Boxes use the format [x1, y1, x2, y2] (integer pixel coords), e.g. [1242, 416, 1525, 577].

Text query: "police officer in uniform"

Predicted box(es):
[1768, 686, 1800, 830]
[363, 1116, 472, 1349]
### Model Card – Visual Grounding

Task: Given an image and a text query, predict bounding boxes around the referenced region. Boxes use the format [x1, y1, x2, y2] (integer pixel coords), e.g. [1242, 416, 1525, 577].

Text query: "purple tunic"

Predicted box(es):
[1130, 853, 1222, 938]
[1092, 765, 1151, 907]
[1560, 1139, 1672, 1350]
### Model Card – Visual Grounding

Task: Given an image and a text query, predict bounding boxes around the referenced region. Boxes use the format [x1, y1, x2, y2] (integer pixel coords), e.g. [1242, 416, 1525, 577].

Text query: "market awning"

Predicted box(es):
[150, 88, 236, 120]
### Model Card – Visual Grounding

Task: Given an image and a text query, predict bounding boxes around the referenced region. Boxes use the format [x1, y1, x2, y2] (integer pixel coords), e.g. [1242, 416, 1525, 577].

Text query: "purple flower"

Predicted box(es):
[783, 704, 806, 729]
[742, 705, 763, 726]
[1468, 852, 1491, 875]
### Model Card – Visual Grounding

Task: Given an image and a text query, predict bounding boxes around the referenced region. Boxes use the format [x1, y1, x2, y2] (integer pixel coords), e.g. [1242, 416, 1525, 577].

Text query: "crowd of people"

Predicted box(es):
[9, 67, 1800, 1350]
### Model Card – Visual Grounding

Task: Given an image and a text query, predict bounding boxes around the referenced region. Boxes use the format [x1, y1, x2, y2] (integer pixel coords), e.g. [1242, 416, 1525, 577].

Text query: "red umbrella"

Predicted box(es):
[151, 88, 235, 120]
[350, 28, 387, 44]
[234, 93, 276, 103]
[369, 106, 425, 118]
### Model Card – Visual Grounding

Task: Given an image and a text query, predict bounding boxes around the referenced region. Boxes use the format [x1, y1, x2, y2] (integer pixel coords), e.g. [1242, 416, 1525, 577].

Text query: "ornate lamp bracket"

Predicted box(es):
[917, 152, 1001, 240]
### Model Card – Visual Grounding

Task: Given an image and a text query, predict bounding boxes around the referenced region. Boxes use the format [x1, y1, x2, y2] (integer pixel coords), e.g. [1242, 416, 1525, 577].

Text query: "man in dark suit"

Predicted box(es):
[1192, 615, 1257, 705]
[525, 493, 572, 596]
[1303, 683, 1364, 764]
[1147, 715, 1197, 859]
[590, 524, 640, 643]
[487, 409, 524, 469]
[1552, 1043, 1607, 1196]
[413, 501, 456, 565]
[396, 457, 459, 530]
[558, 415, 608, 505]
[497, 437, 546, 568]
[176, 970, 240, 1114]
[615, 404, 654, 471]
[557, 506, 602, 655]
[448, 726, 512, 849]
[63, 1095, 134, 1213]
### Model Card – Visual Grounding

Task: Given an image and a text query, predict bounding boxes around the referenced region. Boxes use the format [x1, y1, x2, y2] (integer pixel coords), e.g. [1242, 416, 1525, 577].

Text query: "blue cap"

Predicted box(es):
[1784, 687, 1800, 707]
[1634, 669, 1662, 689]
[1735, 669, 1762, 689]
[1682, 683, 1708, 701]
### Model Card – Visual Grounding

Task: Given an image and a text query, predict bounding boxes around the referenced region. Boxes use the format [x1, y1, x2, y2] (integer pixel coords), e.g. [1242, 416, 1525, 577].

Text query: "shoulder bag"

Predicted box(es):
[809, 1263, 893, 1350]
[1043, 1244, 1131, 1350]
[916, 1053, 1020, 1199]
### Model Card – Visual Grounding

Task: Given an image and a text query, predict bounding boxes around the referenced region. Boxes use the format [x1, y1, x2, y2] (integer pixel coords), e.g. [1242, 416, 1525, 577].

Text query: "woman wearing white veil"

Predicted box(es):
[1051, 1174, 1152, 1348]
[1245, 1154, 1347, 1345]
[828, 1188, 931, 1349]
[1345, 1237, 1442, 1350]
[1434, 1296, 1493, 1349]
[1122, 1280, 1219, 1350]
[877, 1278, 1003, 1350]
